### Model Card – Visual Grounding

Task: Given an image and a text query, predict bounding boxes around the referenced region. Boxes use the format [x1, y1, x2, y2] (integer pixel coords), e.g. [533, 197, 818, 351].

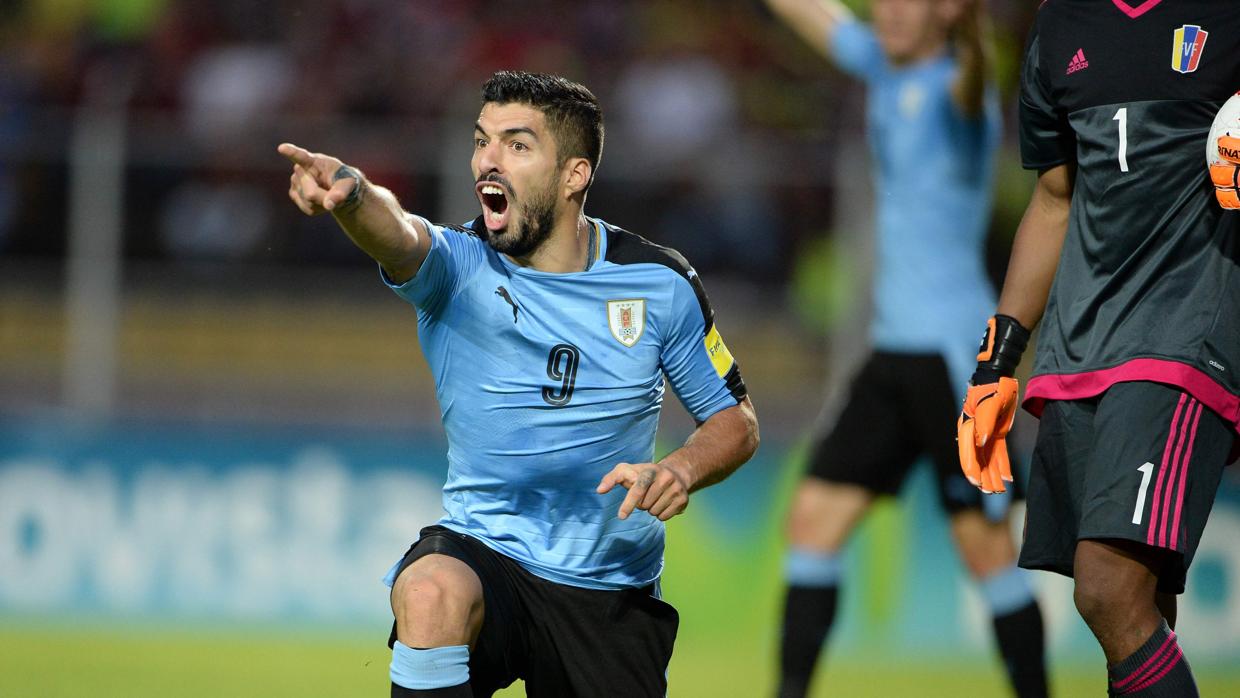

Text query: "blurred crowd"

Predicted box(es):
[1, 0, 1035, 282]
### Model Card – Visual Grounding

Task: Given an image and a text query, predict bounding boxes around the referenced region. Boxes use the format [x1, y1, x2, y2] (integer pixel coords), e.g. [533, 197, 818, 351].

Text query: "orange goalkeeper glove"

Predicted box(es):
[1210, 135, 1240, 209]
[957, 315, 1030, 494]
[959, 378, 1020, 494]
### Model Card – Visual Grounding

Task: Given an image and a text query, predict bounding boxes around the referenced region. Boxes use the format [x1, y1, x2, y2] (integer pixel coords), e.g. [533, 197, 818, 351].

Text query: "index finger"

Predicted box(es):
[618, 468, 655, 520]
[278, 142, 316, 168]
[618, 485, 645, 520]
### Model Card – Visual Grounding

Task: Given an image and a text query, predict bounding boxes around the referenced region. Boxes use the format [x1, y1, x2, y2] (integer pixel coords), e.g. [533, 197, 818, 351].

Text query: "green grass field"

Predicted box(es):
[6, 450, 1238, 696]
[3, 624, 1239, 697]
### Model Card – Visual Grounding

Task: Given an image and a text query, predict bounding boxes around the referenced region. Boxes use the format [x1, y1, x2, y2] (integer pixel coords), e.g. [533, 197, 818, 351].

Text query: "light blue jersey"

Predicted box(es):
[384, 216, 746, 590]
[832, 20, 1002, 394]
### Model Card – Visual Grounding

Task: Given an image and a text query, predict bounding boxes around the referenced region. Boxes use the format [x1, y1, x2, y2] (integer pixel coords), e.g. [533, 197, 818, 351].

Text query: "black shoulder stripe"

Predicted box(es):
[441, 216, 486, 238]
[603, 222, 714, 331]
[724, 363, 747, 401]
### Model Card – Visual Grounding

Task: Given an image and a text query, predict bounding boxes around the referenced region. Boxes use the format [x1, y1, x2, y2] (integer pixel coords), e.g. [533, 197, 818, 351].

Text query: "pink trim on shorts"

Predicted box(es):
[1147, 394, 1187, 546]
[1023, 358, 1240, 435]
[1168, 403, 1202, 549]
[1156, 400, 1196, 548]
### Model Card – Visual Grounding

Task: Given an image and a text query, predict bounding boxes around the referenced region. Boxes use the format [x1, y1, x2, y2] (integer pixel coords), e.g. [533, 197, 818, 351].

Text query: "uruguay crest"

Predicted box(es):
[607, 299, 646, 347]
[1171, 24, 1208, 74]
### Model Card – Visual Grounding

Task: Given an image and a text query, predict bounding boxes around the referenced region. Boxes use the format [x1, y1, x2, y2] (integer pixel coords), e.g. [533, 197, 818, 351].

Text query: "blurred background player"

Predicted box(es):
[763, 1, 1047, 696]
[279, 71, 758, 697]
[958, 2, 1240, 696]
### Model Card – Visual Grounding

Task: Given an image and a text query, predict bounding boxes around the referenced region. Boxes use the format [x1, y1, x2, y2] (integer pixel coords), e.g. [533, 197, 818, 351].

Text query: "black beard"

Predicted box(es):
[486, 182, 557, 258]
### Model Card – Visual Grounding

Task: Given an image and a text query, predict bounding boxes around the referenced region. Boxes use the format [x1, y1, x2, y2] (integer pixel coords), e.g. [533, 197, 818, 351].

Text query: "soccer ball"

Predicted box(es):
[1207, 91, 1240, 209]
[1206, 90, 1240, 166]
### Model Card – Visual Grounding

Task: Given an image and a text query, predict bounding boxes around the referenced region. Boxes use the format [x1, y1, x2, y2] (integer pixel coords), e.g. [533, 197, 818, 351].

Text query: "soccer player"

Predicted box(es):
[278, 71, 759, 697]
[763, 1, 1047, 696]
[957, 2, 1240, 696]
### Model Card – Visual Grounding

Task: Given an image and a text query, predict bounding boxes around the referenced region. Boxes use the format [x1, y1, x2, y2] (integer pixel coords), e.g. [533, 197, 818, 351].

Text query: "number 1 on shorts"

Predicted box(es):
[1114, 107, 1130, 172]
[1132, 461, 1154, 524]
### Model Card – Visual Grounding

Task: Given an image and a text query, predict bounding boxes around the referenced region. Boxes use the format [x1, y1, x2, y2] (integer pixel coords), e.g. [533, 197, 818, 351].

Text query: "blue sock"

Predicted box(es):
[784, 547, 843, 588]
[779, 548, 843, 698]
[390, 641, 470, 690]
[984, 566, 1048, 698]
[979, 564, 1034, 616]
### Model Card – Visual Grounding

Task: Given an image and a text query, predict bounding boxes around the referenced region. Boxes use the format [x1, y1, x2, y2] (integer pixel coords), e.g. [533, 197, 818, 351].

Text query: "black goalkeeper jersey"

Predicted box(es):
[1019, 0, 1240, 433]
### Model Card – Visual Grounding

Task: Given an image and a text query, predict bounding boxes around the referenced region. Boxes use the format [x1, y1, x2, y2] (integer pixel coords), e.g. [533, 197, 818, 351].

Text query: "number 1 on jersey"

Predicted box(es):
[1114, 107, 1130, 172]
[1132, 461, 1154, 524]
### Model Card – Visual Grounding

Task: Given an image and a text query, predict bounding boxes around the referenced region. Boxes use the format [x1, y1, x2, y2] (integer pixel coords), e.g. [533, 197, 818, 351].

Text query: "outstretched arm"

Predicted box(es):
[764, 0, 853, 62]
[596, 397, 760, 521]
[278, 143, 430, 284]
[995, 163, 1075, 329]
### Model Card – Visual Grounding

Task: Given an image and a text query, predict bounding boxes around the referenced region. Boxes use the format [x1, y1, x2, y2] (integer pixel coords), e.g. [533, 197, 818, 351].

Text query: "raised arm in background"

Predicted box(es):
[945, 0, 993, 117]
[764, 0, 853, 62]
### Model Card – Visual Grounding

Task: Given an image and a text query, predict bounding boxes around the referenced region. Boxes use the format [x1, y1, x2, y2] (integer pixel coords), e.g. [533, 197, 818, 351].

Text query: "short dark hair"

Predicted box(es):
[481, 71, 604, 186]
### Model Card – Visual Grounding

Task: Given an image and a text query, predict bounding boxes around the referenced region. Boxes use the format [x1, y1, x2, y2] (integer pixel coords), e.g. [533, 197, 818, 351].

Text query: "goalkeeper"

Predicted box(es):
[958, 3, 1240, 696]
[764, 1, 1047, 697]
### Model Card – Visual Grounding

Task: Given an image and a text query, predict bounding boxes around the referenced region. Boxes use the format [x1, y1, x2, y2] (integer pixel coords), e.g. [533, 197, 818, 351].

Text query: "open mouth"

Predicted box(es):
[476, 181, 512, 232]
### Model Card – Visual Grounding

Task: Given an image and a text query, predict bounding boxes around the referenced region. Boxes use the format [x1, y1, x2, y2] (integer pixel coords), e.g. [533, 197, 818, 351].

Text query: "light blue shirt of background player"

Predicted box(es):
[833, 17, 1002, 395]
[768, 0, 1002, 396]
[760, 8, 1043, 698]
[382, 214, 747, 589]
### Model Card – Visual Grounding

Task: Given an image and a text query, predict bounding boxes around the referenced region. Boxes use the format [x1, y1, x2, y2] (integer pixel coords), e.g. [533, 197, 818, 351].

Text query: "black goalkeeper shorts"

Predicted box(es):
[806, 351, 1024, 514]
[1019, 381, 1234, 594]
[387, 526, 679, 697]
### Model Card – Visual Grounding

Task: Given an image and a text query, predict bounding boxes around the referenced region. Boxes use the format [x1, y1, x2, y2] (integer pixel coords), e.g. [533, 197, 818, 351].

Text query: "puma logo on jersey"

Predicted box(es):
[1066, 48, 1089, 75]
[495, 286, 519, 323]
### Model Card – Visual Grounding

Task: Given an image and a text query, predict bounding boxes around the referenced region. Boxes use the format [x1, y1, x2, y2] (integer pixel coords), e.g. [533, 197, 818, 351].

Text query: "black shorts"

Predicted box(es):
[806, 351, 1023, 513]
[386, 526, 679, 697]
[1019, 382, 1234, 594]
